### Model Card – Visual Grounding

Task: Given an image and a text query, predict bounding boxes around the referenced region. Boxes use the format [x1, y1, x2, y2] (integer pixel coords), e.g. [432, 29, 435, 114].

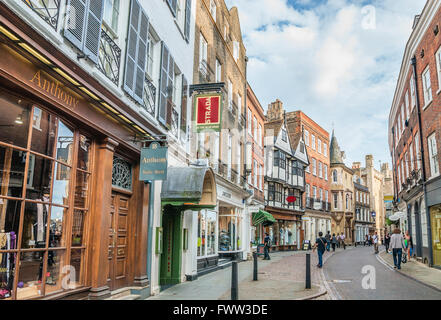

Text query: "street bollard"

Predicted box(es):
[253, 252, 258, 281]
[231, 261, 238, 300]
[305, 253, 311, 289]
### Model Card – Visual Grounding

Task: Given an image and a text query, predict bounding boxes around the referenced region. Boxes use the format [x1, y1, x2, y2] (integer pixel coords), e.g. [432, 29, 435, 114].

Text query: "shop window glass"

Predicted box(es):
[206, 210, 216, 255]
[44, 249, 66, 295]
[74, 171, 90, 209]
[72, 210, 86, 247]
[0, 146, 26, 198]
[69, 249, 84, 288]
[30, 107, 57, 157]
[198, 211, 206, 257]
[77, 135, 91, 171]
[21, 201, 48, 249]
[218, 209, 241, 252]
[25, 155, 53, 201]
[55, 121, 74, 165]
[0, 198, 21, 237]
[49, 206, 68, 248]
[52, 163, 71, 206]
[0, 93, 31, 148]
[0, 251, 16, 299]
[16, 251, 44, 299]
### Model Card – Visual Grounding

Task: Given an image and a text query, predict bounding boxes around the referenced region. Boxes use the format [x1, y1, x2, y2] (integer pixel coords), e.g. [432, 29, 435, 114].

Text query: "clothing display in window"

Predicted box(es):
[0, 231, 17, 299]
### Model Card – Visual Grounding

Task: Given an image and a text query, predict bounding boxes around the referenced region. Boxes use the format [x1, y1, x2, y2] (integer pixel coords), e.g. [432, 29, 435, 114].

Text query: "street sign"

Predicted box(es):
[139, 142, 168, 181]
[194, 93, 223, 132]
[371, 211, 376, 217]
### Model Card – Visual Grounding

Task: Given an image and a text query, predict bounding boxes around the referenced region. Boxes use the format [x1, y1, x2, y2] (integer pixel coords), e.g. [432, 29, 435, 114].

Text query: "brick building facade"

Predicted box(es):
[388, 0, 441, 267]
[286, 111, 331, 242]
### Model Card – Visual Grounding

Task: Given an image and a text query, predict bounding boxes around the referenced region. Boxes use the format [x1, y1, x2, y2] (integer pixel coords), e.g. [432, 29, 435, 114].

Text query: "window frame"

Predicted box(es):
[422, 66, 433, 108]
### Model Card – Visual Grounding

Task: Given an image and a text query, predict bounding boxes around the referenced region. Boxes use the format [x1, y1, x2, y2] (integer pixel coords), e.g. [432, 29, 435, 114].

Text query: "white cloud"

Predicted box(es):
[226, 0, 427, 168]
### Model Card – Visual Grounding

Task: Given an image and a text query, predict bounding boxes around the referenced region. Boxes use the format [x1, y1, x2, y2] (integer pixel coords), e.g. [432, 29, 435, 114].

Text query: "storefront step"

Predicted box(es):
[105, 287, 145, 300]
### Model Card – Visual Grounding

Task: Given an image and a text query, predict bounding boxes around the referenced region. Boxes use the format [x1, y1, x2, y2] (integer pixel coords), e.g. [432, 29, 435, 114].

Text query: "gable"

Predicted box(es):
[275, 123, 293, 155]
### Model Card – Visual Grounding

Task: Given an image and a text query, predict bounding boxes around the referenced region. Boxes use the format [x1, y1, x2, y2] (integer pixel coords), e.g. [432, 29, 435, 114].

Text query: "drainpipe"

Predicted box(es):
[411, 56, 433, 266]
[146, 180, 155, 295]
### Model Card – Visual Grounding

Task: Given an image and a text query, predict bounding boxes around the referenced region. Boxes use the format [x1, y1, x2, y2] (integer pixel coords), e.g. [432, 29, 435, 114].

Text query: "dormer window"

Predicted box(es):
[281, 129, 287, 142]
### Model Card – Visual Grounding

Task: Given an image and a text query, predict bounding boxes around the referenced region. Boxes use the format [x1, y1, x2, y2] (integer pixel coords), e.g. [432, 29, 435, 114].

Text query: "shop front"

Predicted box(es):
[217, 181, 250, 261]
[265, 207, 302, 251]
[0, 21, 156, 299]
[159, 167, 217, 287]
[251, 210, 276, 249]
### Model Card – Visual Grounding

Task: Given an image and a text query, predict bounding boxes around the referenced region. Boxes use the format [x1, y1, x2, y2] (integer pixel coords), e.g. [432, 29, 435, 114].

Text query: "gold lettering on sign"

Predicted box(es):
[30, 70, 80, 109]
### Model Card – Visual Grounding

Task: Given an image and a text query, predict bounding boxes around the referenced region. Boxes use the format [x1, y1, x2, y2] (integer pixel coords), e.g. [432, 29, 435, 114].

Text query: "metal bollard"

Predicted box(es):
[253, 252, 258, 281]
[305, 253, 311, 289]
[231, 261, 239, 300]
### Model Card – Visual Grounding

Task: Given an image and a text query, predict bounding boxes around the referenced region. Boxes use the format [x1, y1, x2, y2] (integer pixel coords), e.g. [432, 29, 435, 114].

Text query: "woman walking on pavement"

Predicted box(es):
[331, 233, 337, 252]
[390, 228, 406, 269]
[405, 231, 413, 261]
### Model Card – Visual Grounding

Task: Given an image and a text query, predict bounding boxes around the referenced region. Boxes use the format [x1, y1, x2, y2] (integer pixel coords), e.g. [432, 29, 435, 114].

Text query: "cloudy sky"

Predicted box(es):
[225, 0, 427, 170]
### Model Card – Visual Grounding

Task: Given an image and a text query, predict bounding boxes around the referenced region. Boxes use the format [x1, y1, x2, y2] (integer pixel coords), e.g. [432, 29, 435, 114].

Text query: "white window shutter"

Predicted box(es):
[134, 11, 149, 102]
[83, 0, 104, 64]
[158, 42, 170, 125]
[184, 0, 192, 40]
[124, 0, 149, 104]
[124, 0, 140, 98]
[64, 0, 88, 51]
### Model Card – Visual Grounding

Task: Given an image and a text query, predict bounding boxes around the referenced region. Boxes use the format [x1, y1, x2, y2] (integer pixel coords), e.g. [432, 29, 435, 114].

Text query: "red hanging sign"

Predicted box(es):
[194, 93, 223, 132]
[286, 196, 297, 203]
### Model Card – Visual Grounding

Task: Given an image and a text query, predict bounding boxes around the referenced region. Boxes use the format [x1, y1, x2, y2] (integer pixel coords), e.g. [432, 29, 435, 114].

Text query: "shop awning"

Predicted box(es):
[161, 167, 217, 208]
[252, 210, 276, 226]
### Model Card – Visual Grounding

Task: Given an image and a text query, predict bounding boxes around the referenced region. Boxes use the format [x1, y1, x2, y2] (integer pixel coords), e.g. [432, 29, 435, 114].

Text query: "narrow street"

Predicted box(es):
[323, 246, 441, 300]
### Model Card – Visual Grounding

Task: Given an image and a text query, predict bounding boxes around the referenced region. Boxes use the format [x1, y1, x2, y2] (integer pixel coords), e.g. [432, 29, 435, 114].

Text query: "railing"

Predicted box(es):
[23, 0, 60, 30]
[98, 29, 122, 86]
[199, 59, 214, 83]
[142, 75, 156, 116]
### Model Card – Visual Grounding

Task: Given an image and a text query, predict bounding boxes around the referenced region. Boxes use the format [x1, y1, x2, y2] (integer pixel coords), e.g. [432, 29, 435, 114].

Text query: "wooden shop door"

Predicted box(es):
[108, 192, 131, 291]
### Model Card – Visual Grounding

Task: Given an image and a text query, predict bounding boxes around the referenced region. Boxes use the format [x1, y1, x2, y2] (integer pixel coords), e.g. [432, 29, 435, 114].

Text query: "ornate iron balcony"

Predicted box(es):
[98, 29, 122, 86]
[23, 0, 60, 30]
[142, 75, 156, 116]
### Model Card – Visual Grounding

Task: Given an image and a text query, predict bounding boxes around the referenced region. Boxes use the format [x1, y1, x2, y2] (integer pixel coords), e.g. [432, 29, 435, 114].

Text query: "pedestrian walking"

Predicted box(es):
[331, 233, 337, 252]
[364, 234, 368, 246]
[368, 234, 372, 246]
[313, 232, 327, 268]
[384, 232, 391, 253]
[390, 228, 406, 270]
[405, 231, 413, 261]
[340, 232, 346, 250]
[373, 232, 379, 254]
[325, 231, 331, 252]
[336, 234, 341, 248]
[263, 233, 271, 260]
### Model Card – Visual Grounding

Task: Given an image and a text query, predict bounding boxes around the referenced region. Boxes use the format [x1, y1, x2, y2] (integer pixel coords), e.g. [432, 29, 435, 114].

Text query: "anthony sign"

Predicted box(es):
[139, 142, 168, 181]
[194, 93, 223, 132]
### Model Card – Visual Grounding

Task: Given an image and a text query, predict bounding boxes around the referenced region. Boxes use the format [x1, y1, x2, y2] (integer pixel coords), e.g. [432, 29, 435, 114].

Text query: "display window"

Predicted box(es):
[218, 207, 242, 252]
[197, 209, 217, 258]
[430, 205, 441, 266]
[0, 91, 92, 299]
[272, 220, 297, 246]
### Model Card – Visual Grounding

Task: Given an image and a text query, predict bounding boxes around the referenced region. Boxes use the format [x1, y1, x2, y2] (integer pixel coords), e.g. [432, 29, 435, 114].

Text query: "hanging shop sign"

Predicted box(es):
[286, 196, 297, 203]
[140, 142, 168, 181]
[194, 93, 223, 132]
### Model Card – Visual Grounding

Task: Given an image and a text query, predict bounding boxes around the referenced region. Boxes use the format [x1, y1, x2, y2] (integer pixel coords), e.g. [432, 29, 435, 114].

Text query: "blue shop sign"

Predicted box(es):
[139, 142, 168, 181]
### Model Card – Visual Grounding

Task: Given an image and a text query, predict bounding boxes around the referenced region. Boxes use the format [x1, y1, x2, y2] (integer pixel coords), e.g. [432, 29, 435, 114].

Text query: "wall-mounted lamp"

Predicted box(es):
[15, 111, 25, 125]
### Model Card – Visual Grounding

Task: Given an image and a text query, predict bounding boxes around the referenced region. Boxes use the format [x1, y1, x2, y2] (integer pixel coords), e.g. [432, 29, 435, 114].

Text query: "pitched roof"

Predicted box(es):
[330, 130, 344, 165]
